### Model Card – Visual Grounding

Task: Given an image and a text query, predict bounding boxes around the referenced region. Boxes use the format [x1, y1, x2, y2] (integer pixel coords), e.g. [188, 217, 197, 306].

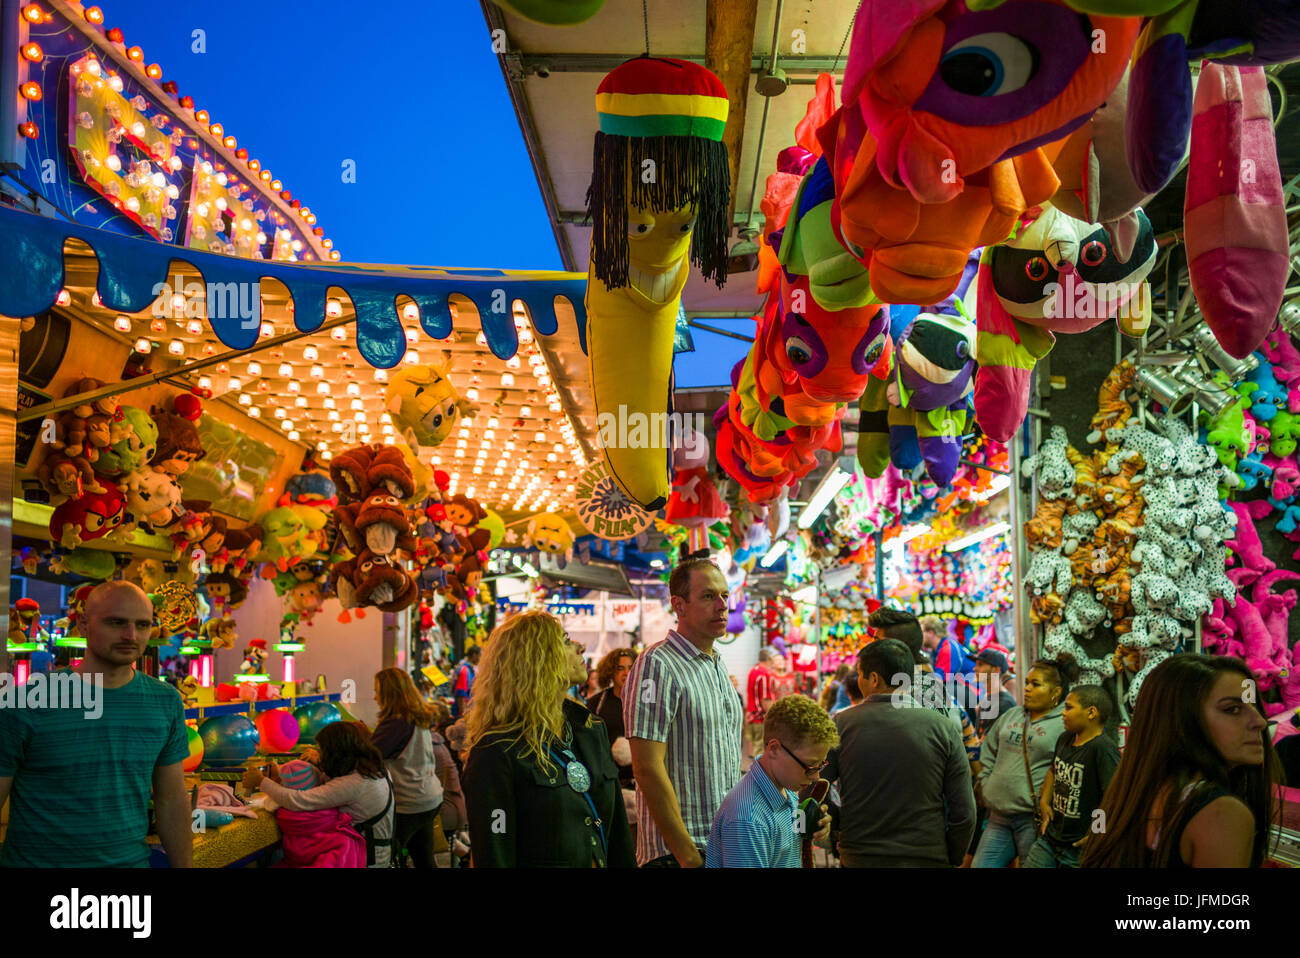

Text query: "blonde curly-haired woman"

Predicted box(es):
[462, 610, 635, 867]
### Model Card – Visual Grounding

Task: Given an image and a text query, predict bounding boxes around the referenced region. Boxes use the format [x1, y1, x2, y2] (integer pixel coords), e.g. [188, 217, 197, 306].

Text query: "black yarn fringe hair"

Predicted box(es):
[585, 132, 732, 291]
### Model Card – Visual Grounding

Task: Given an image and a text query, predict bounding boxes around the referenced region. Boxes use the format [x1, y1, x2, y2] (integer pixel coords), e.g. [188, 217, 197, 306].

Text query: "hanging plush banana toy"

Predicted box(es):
[585, 57, 731, 510]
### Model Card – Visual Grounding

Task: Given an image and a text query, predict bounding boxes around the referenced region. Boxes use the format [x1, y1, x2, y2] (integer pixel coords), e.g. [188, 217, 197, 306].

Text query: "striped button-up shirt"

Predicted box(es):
[705, 759, 799, 868]
[624, 630, 743, 865]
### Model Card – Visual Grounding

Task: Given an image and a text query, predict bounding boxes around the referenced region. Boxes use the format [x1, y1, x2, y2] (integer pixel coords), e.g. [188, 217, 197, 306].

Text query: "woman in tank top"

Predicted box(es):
[1081, 655, 1280, 867]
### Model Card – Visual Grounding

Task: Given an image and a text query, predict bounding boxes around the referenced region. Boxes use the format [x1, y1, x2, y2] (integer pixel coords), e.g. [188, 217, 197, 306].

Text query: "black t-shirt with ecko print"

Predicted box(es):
[1045, 730, 1121, 846]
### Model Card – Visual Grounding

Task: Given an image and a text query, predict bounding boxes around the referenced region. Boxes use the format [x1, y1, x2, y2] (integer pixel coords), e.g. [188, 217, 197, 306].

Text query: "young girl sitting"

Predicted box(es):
[244, 721, 395, 868]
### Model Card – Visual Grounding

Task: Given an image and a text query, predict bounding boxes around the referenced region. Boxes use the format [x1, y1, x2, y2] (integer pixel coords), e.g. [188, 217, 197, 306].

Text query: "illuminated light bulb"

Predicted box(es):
[113, 315, 132, 333]
[280, 420, 293, 432]
[330, 422, 342, 432]
[475, 332, 488, 347]
[456, 439, 467, 449]
[288, 431, 300, 441]
[505, 441, 516, 452]
[166, 339, 185, 356]
[55, 289, 72, 307]
[350, 399, 364, 412]
[322, 396, 335, 407]
[260, 169, 272, 181]
[256, 231, 267, 244]
[310, 364, 324, 379]
[322, 450, 332, 461]
[185, 320, 203, 336]
[466, 388, 479, 402]
[259, 322, 274, 338]
[323, 239, 333, 250]
[238, 393, 251, 406]
[215, 197, 227, 212]
[287, 380, 300, 393]
[302, 344, 318, 362]
[483, 430, 495, 441]
[131, 120, 145, 138]
[548, 401, 562, 413]
[330, 327, 347, 342]
[328, 411, 340, 422]
[404, 327, 419, 344]
[401, 302, 419, 322]
[458, 427, 470, 439]
[404, 350, 419, 366]
[528, 353, 544, 367]
[325, 298, 342, 318]
[346, 383, 361, 397]
[382, 425, 394, 436]
[20, 42, 43, 62]
[126, 45, 143, 61]
[373, 368, 387, 383]
[547, 453, 558, 463]
[518, 327, 533, 344]
[22, 4, 43, 24]
[124, 196, 141, 213]
[197, 375, 212, 391]
[246, 361, 261, 376]
[473, 466, 483, 475]
[357, 423, 370, 435]
[379, 413, 392, 425]
[294, 396, 308, 408]
[278, 363, 293, 378]
[20, 81, 41, 101]
[248, 406, 261, 418]
[134, 338, 151, 353]
[506, 355, 521, 370]
[330, 251, 341, 261]
[291, 240, 303, 252]
[500, 373, 514, 388]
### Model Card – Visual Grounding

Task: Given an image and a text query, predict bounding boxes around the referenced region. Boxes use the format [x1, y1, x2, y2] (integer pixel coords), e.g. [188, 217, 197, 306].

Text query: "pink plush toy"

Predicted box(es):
[1227, 500, 1276, 585]
[1262, 327, 1300, 406]
[1265, 453, 1300, 501]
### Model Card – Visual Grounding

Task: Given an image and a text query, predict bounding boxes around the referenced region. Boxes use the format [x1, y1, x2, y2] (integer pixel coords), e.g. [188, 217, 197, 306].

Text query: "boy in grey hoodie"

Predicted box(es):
[971, 655, 1076, 867]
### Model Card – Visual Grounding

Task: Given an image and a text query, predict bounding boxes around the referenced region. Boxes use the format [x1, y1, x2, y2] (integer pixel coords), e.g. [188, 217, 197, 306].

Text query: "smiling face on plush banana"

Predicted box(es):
[619, 202, 696, 305]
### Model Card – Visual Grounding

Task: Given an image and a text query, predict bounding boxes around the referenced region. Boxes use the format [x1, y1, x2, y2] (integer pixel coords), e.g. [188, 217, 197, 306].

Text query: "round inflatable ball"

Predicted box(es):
[183, 723, 204, 773]
[198, 713, 259, 767]
[256, 708, 301, 753]
[293, 701, 342, 745]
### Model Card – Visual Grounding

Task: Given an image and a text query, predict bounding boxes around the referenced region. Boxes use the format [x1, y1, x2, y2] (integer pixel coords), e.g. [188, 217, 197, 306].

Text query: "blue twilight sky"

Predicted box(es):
[101, 0, 741, 386]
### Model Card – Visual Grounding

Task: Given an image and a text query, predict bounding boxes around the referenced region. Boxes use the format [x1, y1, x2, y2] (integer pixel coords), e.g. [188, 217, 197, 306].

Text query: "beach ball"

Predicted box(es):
[256, 708, 301, 753]
[293, 701, 342, 744]
[198, 713, 260, 767]
[183, 723, 204, 772]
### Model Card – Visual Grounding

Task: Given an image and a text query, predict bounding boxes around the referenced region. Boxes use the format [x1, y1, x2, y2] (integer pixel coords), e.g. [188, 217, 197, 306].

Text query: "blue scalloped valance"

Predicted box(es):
[0, 204, 590, 367]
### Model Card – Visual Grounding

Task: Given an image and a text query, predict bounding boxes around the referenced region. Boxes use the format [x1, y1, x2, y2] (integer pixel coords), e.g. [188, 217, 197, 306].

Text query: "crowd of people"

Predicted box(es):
[0, 565, 1292, 869]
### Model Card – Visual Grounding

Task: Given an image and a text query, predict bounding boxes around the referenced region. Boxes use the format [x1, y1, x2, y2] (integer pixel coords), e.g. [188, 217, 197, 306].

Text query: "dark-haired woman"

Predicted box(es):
[971, 656, 1075, 867]
[1081, 655, 1279, 868]
[245, 721, 395, 868]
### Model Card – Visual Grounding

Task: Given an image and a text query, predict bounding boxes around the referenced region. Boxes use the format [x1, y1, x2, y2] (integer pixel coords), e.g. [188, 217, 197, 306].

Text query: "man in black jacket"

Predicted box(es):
[823, 639, 976, 867]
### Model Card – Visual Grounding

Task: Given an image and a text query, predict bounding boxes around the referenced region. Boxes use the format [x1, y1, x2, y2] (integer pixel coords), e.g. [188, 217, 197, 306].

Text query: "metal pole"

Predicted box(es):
[873, 528, 885, 598]
[0, 313, 19, 676]
[813, 565, 822, 699]
[1009, 421, 1030, 704]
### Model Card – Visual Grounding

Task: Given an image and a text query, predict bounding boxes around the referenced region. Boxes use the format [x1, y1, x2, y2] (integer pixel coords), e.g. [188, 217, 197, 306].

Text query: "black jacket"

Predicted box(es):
[463, 699, 636, 867]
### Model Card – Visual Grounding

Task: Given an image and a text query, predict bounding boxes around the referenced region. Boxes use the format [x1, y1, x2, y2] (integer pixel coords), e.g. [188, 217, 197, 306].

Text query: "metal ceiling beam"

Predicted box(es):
[482, 2, 580, 272]
[709, 0, 761, 237]
[506, 52, 843, 77]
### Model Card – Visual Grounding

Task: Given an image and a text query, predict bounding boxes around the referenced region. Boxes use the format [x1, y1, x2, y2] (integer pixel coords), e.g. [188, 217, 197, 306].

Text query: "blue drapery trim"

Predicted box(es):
[0, 204, 590, 367]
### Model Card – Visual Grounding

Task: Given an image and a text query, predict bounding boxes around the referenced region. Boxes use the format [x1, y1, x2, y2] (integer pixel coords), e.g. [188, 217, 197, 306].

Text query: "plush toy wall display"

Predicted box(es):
[92, 406, 156, 478]
[199, 616, 238, 650]
[584, 56, 731, 510]
[37, 449, 104, 503]
[331, 550, 419, 613]
[384, 362, 477, 451]
[525, 512, 576, 562]
[664, 425, 728, 532]
[51, 378, 121, 463]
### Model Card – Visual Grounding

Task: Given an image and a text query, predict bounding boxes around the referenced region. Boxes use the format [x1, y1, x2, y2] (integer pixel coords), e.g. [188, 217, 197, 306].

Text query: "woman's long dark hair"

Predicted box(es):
[1080, 655, 1280, 868]
[316, 721, 386, 781]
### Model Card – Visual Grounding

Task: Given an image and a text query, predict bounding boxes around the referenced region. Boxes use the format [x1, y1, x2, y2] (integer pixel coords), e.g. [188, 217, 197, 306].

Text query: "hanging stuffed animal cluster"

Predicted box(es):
[326, 444, 419, 615]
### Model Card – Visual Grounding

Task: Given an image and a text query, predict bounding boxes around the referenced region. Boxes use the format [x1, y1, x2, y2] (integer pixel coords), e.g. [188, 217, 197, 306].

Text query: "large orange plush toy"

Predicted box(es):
[825, 0, 1140, 305]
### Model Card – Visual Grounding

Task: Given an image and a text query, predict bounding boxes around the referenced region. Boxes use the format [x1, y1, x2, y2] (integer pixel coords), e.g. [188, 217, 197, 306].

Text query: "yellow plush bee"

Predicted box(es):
[385, 362, 476, 450]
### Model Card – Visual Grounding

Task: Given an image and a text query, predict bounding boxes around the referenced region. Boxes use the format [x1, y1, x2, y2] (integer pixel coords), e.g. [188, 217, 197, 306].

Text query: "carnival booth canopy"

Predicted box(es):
[0, 203, 598, 525]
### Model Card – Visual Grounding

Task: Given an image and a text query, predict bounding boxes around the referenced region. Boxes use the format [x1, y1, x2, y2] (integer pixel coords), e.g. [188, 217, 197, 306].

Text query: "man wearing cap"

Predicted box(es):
[0, 580, 193, 867]
[973, 649, 1016, 737]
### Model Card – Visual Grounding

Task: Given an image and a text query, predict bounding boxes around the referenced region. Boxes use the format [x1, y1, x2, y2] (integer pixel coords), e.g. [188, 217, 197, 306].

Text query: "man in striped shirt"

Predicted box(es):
[706, 695, 836, 867]
[625, 558, 743, 867]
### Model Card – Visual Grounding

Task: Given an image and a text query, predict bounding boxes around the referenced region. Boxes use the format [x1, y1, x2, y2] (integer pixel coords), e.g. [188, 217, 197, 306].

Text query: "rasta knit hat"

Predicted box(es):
[586, 56, 732, 290]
